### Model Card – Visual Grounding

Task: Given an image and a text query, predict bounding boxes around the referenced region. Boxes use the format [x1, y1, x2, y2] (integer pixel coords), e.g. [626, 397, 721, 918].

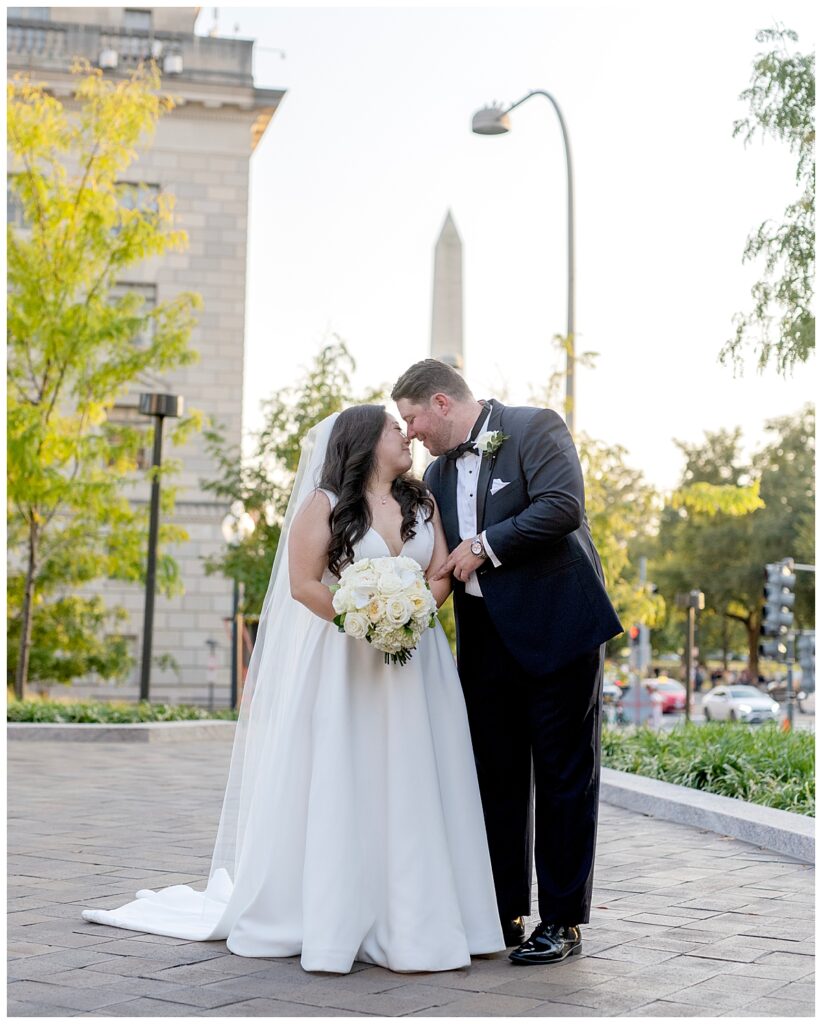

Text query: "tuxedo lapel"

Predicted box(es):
[476, 400, 505, 533]
[435, 456, 461, 549]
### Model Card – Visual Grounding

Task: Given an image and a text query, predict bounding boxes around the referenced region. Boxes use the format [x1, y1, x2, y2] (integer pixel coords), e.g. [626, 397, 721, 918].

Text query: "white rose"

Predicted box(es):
[377, 572, 403, 595]
[365, 597, 386, 624]
[385, 595, 413, 627]
[343, 611, 369, 640]
[474, 430, 495, 455]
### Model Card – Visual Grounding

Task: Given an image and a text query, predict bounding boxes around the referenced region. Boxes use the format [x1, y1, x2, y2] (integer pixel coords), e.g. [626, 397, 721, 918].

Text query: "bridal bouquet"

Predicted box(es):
[331, 556, 438, 666]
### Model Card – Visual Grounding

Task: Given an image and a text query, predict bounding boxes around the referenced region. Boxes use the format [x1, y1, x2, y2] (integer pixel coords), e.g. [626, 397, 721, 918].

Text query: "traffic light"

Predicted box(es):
[797, 632, 815, 693]
[629, 626, 640, 647]
[759, 558, 796, 662]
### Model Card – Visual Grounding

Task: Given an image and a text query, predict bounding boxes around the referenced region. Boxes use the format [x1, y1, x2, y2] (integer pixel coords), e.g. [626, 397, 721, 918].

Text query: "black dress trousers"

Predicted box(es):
[456, 592, 603, 926]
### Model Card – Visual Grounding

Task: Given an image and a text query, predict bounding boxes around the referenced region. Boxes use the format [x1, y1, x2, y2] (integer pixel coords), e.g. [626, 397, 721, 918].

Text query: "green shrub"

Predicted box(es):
[602, 722, 814, 816]
[7, 698, 238, 724]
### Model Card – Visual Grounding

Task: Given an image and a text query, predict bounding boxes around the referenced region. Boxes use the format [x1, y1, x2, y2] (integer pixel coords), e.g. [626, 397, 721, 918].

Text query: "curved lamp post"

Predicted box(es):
[221, 503, 256, 708]
[472, 92, 576, 435]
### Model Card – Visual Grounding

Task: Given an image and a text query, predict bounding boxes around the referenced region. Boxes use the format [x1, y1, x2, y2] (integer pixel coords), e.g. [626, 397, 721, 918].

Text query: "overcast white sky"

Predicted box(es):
[200, 2, 816, 492]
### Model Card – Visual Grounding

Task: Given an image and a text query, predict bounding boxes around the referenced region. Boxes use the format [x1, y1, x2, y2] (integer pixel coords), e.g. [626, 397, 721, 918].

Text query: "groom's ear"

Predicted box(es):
[431, 392, 451, 416]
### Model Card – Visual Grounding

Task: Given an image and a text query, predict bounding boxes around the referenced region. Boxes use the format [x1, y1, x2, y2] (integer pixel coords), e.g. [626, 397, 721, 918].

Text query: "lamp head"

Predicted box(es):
[139, 393, 184, 418]
[472, 105, 511, 135]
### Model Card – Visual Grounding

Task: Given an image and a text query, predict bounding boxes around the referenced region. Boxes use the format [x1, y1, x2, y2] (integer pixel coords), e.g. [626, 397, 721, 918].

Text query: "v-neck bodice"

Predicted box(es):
[318, 489, 435, 584]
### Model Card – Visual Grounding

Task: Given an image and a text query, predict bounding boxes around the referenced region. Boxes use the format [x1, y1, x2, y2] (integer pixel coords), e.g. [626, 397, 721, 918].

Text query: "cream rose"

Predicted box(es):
[343, 611, 369, 640]
[385, 595, 413, 627]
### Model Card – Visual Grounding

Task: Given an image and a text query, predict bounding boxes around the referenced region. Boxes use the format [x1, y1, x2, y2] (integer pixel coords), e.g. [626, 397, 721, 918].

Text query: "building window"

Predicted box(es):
[7, 7, 50, 20]
[123, 9, 152, 33]
[117, 181, 160, 213]
[7, 175, 27, 229]
[110, 282, 157, 349]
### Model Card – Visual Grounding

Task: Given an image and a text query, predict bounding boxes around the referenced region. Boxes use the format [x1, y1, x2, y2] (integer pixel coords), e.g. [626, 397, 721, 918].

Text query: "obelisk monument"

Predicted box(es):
[430, 210, 465, 372]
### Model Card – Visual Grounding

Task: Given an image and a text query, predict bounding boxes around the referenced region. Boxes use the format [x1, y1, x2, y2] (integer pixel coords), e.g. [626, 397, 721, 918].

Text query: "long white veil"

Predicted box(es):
[208, 412, 340, 890]
[83, 412, 342, 936]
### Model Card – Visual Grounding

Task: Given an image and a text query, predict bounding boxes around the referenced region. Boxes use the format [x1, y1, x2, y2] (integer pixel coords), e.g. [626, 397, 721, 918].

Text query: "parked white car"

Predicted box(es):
[701, 685, 780, 724]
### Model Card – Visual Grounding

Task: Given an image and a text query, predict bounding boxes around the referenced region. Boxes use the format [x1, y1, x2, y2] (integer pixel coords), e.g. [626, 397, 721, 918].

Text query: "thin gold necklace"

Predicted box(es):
[367, 489, 391, 506]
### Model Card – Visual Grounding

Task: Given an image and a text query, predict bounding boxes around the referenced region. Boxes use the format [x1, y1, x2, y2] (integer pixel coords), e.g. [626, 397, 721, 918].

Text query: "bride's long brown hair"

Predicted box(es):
[319, 405, 434, 576]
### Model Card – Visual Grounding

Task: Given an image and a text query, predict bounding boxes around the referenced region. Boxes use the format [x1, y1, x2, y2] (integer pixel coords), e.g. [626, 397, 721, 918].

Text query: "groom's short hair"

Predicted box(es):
[391, 359, 473, 404]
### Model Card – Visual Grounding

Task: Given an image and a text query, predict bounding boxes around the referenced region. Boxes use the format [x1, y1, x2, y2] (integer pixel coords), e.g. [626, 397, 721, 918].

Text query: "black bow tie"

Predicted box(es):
[444, 402, 491, 462]
[445, 439, 477, 461]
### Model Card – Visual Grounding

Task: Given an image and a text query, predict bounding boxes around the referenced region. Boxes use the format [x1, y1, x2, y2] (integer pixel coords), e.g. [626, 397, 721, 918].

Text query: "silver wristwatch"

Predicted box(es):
[470, 535, 487, 559]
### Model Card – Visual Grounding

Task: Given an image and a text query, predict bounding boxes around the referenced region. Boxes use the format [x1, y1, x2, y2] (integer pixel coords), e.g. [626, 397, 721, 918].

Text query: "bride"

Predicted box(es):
[83, 405, 504, 974]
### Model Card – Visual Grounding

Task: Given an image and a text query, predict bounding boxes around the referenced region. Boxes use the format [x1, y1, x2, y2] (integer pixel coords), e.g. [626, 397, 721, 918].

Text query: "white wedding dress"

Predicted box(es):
[83, 456, 504, 972]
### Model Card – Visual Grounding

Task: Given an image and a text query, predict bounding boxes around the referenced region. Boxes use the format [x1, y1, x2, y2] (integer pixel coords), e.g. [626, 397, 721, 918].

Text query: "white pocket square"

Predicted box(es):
[490, 478, 510, 495]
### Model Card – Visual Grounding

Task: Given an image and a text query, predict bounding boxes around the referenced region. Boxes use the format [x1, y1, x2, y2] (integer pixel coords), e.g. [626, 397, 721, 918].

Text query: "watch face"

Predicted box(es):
[471, 540, 482, 555]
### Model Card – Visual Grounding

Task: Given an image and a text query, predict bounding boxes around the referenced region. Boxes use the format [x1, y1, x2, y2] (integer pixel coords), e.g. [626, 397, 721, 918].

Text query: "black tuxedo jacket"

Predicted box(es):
[424, 400, 623, 676]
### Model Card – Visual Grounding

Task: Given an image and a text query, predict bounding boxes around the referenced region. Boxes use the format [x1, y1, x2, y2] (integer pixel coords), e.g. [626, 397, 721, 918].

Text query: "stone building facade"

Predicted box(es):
[7, 7, 284, 704]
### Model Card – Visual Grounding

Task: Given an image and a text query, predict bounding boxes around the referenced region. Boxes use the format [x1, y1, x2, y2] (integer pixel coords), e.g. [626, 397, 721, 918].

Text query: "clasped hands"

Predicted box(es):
[429, 539, 487, 584]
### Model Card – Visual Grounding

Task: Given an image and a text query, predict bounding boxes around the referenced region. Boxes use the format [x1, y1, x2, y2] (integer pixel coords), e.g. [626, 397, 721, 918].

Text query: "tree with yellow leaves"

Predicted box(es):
[7, 61, 201, 697]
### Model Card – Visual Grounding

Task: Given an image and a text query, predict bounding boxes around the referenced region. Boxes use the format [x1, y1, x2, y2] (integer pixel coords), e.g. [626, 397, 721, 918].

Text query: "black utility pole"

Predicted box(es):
[138, 393, 183, 702]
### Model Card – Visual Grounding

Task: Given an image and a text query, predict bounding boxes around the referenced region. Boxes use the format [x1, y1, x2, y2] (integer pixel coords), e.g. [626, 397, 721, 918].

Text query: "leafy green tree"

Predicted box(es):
[722, 26, 815, 375]
[7, 62, 201, 697]
[649, 407, 814, 678]
[578, 436, 664, 631]
[202, 340, 383, 616]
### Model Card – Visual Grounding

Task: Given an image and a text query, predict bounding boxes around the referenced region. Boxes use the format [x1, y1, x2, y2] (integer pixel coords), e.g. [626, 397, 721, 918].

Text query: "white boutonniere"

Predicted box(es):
[475, 430, 509, 458]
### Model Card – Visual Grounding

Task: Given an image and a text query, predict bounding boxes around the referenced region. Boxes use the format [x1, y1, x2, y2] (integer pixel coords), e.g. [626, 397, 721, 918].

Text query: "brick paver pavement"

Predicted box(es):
[8, 737, 815, 1017]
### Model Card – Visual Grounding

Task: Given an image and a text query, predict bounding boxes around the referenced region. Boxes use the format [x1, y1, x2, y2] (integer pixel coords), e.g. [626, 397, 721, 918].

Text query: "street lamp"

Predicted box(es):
[472, 91, 576, 434]
[138, 392, 184, 702]
[221, 503, 256, 709]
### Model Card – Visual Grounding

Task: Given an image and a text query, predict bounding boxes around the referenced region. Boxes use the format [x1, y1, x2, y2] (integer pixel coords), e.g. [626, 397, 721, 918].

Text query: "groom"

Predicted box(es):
[392, 360, 622, 966]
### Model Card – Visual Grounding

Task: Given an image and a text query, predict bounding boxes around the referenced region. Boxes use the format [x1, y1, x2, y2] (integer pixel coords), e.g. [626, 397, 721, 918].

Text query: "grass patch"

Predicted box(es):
[602, 721, 814, 817]
[7, 698, 238, 724]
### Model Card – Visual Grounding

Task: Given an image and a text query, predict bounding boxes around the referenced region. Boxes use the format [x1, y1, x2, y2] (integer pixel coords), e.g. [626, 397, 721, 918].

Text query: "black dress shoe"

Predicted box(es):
[509, 923, 582, 965]
[502, 916, 526, 947]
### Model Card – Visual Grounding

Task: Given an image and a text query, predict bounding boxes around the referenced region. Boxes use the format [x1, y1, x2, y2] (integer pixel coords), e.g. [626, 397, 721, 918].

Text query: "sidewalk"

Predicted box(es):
[8, 736, 814, 1018]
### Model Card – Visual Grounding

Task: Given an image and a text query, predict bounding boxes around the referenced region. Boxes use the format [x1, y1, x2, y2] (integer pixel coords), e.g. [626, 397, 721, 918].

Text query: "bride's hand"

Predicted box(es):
[430, 540, 486, 584]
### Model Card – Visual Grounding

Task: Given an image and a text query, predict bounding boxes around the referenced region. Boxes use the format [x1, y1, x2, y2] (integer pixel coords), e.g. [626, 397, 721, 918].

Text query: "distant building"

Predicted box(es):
[7, 6, 284, 703]
[430, 210, 465, 373]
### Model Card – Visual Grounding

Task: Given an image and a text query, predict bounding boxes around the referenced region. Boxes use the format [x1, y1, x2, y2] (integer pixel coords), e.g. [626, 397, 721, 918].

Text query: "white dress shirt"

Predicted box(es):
[455, 411, 502, 597]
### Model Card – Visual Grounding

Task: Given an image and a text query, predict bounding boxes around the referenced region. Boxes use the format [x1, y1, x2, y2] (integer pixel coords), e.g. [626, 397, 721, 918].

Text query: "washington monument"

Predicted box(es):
[430, 210, 464, 372]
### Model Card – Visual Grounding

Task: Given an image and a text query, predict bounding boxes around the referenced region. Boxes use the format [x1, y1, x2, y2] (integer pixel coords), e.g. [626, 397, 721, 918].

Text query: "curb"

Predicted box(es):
[7, 720, 237, 743]
[601, 766, 814, 864]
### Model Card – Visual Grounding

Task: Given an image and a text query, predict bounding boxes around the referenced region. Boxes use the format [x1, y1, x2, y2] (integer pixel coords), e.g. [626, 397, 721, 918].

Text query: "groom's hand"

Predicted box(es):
[430, 539, 486, 583]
